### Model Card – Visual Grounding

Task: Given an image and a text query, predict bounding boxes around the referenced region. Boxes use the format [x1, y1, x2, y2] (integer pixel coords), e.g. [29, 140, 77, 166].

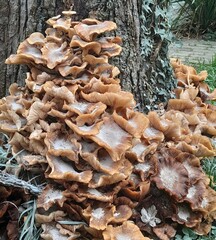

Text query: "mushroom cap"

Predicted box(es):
[35, 211, 66, 224]
[37, 185, 66, 211]
[81, 148, 130, 175]
[46, 154, 92, 183]
[176, 134, 215, 157]
[113, 109, 149, 138]
[74, 21, 117, 42]
[89, 163, 132, 188]
[151, 148, 190, 201]
[148, 111, 170, 132]
[111, 205, 133, 224]
[103, 221, 151, 240]
[88, 116, 132, 161]
[134, 157, 157, 181]
[40, 222, 80, 240]
[184, 181, 206, 209]
[171, 203, 203, 227]
[143, 127, 164, 143]
[77, 187, 114, 203]
[167, 99, 196, 111]
[45, 130, 81, 162]
[153, 224, 176, 240]
[81, 91, 136, 109]
[70, 35, 101, 54]
[83, 204, 115, 230]
[176, 152, 208, 185]
[126, 139, 158, 163]
[27, 32, 45, 46]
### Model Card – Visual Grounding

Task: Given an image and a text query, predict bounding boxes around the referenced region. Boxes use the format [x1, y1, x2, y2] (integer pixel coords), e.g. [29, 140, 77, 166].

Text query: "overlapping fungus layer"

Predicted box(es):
[0, 11, 216, 240]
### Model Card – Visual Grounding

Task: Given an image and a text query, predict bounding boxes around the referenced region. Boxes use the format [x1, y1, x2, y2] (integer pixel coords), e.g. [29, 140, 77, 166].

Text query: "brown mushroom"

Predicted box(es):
[45, 130, 81, 162]
[143, 127, 164, 143]
[126, 138, 158, 163]
[81, 148, 129, 175]
[74, 21, 117, 42]
[111, 205, 132, 224]
[89, 170, 131, 188]
[40, 222, 80, 240]
[113, 109, 149, 138]
[46, 154, 92, 183]
[88, 116, 132, 161]
[2, 11, 216, 240]
[153, 224, 176, 240]
[171, 203, 202, 227]
[37, 185, 66, 211]
[103, 221, 151, 240]
[41, 42, 71, 69]
[70, 35, 101, 54]
[167, 99, 196, 111]
[81, 91, 136, 109]
[27, 32, 45, 46]
[83, 204, 115, 230]
[6, 40, 44, 65]
[77, 187, 114, 203]
[151, 148, 190, 201]
[98, 37, 122, 57]
[35, 211, 66, 224]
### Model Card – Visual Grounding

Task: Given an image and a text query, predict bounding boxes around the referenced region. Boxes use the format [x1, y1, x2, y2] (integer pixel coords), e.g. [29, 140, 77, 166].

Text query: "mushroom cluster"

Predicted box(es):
[0, 11, 216, 240]
[146, 59, 216, 160]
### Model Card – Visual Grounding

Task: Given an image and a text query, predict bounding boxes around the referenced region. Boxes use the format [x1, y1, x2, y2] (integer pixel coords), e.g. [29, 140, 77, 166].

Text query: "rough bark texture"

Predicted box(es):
[0, 0, 175, 112]
[0, 0, 66, 98]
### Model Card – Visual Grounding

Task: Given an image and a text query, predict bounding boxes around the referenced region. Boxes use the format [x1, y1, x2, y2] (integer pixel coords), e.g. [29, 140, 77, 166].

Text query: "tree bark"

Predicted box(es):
[0, 0, 66, 99]
[0, 0, 175, 112]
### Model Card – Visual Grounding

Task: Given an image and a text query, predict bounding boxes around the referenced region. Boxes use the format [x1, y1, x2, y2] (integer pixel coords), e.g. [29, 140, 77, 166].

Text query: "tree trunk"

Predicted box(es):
[0, 0, 66, 100]
[0, 0, 175, 112]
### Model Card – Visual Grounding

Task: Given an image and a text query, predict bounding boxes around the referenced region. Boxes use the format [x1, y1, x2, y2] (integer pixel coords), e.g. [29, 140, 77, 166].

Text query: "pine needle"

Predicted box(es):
[19, 199, 41, 240]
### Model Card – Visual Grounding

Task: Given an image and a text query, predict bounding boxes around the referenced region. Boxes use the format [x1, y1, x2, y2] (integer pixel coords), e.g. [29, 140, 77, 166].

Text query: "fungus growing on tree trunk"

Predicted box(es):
[1, 10, 216, 240]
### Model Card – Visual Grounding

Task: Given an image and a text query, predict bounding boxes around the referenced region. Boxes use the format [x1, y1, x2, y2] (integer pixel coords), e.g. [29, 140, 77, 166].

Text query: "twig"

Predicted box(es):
[0, 170, 42, 196]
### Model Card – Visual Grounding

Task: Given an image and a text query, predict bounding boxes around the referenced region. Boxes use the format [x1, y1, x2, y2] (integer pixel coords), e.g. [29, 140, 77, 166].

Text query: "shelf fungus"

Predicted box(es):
[1, 11, 216, 240]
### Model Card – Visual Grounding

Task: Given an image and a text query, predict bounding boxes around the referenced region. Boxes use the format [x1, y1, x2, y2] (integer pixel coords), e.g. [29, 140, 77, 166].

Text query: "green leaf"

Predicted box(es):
[142, 0, 152, 13]
[155, 6, 165, 18]
[57, 220, 87, 225]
